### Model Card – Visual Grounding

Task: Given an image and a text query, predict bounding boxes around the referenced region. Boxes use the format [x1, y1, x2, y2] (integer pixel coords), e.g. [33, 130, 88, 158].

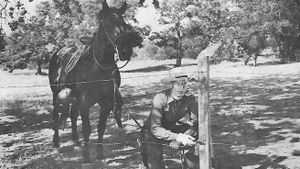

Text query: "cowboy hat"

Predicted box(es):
[161, 67, 189, 84]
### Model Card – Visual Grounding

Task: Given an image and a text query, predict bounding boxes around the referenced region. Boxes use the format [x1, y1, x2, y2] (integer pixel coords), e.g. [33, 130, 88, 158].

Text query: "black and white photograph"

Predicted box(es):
[0, 0, 300, 168]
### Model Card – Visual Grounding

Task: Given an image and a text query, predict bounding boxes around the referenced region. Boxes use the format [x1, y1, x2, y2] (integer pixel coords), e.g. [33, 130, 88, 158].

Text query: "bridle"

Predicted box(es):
[93, 19, 130, 70]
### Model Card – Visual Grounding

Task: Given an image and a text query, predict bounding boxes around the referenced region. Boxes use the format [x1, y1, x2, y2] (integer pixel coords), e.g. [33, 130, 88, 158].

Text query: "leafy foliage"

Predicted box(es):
[233, 0, 300, 62]
[2, 0, 100, 71]
[1, 0, 300, 70]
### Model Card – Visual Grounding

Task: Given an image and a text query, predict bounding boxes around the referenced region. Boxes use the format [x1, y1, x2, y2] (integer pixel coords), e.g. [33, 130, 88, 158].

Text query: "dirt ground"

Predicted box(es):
[0, 57, 300, 169]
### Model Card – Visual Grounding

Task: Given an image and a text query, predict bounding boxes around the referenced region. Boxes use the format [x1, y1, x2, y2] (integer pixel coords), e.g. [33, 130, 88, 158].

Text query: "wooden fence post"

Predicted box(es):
[197, 55, 211, 169]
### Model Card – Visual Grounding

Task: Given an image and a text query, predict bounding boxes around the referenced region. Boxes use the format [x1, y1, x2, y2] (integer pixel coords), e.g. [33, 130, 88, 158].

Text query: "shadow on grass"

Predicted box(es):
[102, 72, 300, 168]
[245, 60, 284, 67]
[1, 67, 300, 169]
[206, 75, 300, 169]
[121, 63, 196, 73]
[0, 99, 53, 134]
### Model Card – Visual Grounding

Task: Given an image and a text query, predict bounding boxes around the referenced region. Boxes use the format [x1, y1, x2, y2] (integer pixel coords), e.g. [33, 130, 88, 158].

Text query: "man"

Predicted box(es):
[140, 67, 200, 169]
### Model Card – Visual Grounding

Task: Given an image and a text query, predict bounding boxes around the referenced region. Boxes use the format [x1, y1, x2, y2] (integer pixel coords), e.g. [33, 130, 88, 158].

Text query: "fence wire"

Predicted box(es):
[0, 70, 198, 88]
[0, 68, 260, 149]
[0, 70, 275, 89]
[1, 66, 267, 168]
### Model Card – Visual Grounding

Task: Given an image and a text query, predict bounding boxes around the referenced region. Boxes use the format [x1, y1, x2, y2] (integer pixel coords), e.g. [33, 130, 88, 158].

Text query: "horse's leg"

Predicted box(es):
[70, 102, 80, 145]
[79, 94, 92, 163]
[52, 95, 60, 148]
[97, 103, 111, 160]
[114, 87, 123, 128]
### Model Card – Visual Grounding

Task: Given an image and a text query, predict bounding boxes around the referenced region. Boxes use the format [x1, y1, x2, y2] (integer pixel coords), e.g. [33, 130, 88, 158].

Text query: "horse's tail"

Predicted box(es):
[49, 48, 60, 79]
[48, 47, 63, 93]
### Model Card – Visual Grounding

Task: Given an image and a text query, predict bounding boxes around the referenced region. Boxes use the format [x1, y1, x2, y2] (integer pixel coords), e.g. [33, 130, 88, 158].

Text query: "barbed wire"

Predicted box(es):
[78, 137, 237, 148]
[0, 68, 278, 168]
[84, 140, 235, 148]
[0, 70, 199, 88]
[52, 107, 239, 149]
[0, 69, 285, 89]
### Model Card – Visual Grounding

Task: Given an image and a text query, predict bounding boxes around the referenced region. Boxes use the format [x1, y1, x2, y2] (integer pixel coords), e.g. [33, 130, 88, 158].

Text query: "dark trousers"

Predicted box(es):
[140, 124, 197, 169]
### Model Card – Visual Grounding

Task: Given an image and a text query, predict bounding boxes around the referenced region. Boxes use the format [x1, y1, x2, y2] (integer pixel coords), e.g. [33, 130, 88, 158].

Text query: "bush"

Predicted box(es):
[209, 41, 238, 64]
[12, 57, 27, 69]
[154, 47, 171, 60]
[0, 52, 9, 64]
[133, 39, 158, 60]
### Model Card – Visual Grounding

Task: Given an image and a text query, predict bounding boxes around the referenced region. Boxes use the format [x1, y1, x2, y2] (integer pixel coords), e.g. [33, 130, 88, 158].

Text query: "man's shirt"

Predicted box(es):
[144, 88, 198, 141]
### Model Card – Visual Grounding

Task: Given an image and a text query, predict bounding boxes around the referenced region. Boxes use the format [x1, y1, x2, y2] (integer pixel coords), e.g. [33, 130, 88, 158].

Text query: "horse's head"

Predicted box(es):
[99, 1, 143, 61]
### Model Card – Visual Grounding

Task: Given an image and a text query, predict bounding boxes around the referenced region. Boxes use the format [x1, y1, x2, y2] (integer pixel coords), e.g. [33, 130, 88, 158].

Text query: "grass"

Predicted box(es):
[1, 58, 300, 168]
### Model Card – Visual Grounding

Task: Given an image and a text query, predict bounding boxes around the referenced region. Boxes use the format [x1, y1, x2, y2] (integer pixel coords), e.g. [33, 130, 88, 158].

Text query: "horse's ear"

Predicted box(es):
[119, 2, 127, 14]
[102, 0, 109, 12]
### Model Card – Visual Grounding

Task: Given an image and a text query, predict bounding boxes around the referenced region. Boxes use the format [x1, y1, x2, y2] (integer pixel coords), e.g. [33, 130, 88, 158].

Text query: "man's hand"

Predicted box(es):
[176, 133, 196, 146]
[169, 141, 181, 149]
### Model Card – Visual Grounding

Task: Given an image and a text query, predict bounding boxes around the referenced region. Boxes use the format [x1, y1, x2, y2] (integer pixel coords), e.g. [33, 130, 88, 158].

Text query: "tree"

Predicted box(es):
[147, 0, 237, 65]
[0, 28, 5, 51]
[233, 0, 300, 62]
[0, 0, 31, 31]
[148, 0, 195, 67]
[3, 1, 77, 73]
[2, 0, 110, 72]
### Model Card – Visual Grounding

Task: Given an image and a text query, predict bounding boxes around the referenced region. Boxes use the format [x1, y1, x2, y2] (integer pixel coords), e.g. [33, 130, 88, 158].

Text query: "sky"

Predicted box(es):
[134, 0, 162, 32]
[1, 0, 161, 35]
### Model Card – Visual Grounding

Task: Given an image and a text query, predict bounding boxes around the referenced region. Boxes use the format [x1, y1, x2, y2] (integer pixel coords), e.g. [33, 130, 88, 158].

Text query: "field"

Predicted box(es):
[1, 57, 300, 169]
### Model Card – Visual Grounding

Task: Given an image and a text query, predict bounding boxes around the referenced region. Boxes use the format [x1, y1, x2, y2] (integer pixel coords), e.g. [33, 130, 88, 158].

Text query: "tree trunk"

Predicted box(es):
[288, 41, 296, 62]
[274, 34, 286, 63]
[36, 58, 43, 75]
[174, 26, 183, 67]
[36, 65, 42, 75]
[175, 56, 182, 67]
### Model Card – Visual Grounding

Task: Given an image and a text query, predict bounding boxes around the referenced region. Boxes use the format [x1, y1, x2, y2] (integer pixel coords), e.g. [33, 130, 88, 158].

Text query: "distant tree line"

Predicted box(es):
[0, 0, 300, 73]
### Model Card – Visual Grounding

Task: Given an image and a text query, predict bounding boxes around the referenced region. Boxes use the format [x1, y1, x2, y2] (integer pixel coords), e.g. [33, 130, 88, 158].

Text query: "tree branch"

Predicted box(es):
[0, 0, 9, 18]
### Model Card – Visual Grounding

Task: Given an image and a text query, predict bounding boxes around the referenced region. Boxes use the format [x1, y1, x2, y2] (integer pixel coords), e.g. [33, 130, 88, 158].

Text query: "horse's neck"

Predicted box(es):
[93, 27, 115, 64]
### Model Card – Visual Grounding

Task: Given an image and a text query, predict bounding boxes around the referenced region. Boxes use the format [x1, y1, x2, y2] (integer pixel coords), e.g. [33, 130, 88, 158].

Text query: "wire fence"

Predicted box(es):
[0, 68, 277, 146]
[0, 69, 278, 89]
[0, 70, 197, 88]
[1, 65, 293, 168]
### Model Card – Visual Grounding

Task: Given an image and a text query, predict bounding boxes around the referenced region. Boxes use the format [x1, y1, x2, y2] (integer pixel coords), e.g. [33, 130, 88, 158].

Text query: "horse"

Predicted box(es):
[48, 0, 143, 162]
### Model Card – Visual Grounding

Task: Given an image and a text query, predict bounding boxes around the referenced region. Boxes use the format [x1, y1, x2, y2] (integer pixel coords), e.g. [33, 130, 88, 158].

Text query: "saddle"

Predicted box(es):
[57, 42, 87, 74]
[53, 42, 90, 88]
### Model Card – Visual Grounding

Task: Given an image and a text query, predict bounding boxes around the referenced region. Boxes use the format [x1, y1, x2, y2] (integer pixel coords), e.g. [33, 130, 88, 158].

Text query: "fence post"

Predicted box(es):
[197, 55, 211, 169]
